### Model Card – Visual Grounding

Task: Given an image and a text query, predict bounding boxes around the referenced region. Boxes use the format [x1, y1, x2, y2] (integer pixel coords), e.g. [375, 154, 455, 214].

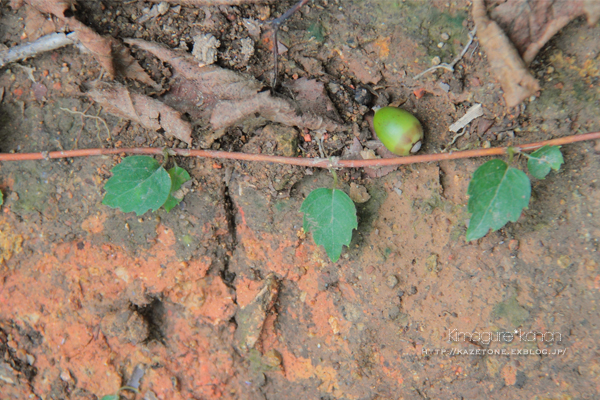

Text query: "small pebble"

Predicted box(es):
[441, 32, 450, 41]
[437, 42, 445, 48]
[386, 305, 401, 320]
[354, 86, 373, 106]
[431, 56, 441, 66]
[508, 240, 519, 251]
[157, 1, 169, 14]
[60, 370, 72, 382]
[386, 275, 399, 289]
[438, 82, 450, 92]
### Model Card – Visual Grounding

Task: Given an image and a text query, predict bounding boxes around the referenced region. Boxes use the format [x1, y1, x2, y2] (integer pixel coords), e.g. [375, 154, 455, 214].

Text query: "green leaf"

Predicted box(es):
[100, 396, 118, 400]
[300, 188, 357, 262]
[163, 165, 191, 212]
[527, 145, 564, 179]
[102, 156, 171, 216]
[466, 159, 531, 241]
[0, 190, 3, 206]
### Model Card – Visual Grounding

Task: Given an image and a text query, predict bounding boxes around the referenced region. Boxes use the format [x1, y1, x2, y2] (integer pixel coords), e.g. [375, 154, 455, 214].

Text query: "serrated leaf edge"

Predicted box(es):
[466, 165, 530, 242]
[300, 188, 357, 262]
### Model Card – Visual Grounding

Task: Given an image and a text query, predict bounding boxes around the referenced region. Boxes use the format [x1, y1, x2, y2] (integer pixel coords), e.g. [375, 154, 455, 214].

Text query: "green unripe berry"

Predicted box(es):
[373, 107, 424, 156]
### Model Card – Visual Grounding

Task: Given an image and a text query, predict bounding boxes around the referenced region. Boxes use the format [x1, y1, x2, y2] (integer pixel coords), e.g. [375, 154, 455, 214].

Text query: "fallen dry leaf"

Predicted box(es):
[124, 38, 262, 100]
[211, 91, 342, 131]
[146, 0, 269, 5]
[126, 39, 343, 132]
[472, 0, 540, 108]
[111, 40, 159, 88]
[68, 20, 113, 73]
[284, 78, 340, 124]
[488, 0, 600, 64]
[24, 5, 59, 41]
[87, 83, 193, 145]
[21, 0, 155, 86]
[22, 0, 74, 16]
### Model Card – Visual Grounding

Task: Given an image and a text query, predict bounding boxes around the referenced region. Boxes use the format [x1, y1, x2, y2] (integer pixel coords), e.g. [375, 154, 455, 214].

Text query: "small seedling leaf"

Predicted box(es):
[163, 164, 191, 212]
[103, 156, 171, 216]
[527, 145, 563, 179]
[466, 159, 531, 242]
[100, 396, 118, 400]
[0, 190, 3, 206]
[300, 188, 357, 262]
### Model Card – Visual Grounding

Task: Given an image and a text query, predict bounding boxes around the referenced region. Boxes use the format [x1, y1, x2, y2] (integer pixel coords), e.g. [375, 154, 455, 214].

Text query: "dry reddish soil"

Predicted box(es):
[1, 1, 600, 400]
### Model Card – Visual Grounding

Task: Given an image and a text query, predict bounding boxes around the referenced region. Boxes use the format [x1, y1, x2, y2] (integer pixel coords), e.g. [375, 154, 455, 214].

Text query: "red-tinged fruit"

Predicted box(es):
[373, 107, 424, 156]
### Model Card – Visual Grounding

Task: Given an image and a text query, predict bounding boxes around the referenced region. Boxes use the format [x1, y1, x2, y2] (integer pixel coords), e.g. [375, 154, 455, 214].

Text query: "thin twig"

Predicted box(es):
[271, 28, 279, 89]
[0, 33, 75, 69]
[268, 0, 310, 88]
[1, 132, 599, 168]
[414, 27, 477, 80]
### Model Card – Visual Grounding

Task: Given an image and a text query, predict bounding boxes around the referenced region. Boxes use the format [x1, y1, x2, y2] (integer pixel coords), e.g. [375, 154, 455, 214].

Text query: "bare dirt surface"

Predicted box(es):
[1, 1, 600, 399]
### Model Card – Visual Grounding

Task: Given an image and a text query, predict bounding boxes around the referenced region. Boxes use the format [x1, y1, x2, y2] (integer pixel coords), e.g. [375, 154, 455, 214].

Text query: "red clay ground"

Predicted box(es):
[1, 1, 600, 399]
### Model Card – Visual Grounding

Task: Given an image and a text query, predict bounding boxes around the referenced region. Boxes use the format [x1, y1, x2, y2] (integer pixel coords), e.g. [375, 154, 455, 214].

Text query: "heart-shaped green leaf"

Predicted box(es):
[163, 164, 191, 212]
[103, 156, 171, 216]
[466, 159, 531, 241]
[300, 188, 357, 262]
[527, 145, 563, 179]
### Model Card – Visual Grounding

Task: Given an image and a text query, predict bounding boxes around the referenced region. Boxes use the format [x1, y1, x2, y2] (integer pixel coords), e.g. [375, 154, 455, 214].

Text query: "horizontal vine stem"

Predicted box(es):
[0, 131, 599, 168]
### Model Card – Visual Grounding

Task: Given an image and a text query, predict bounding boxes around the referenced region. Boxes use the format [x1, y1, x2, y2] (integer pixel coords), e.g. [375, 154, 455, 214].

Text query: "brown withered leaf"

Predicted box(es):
[10, 0, 25, 9]
[489, 0, 600, 64]
[126, 39, 343, 132]
[112, 40, 159, 88]
[68, 20, 114, 74]
[22, 0, 155, 86]
[210, 91, 342, 131]
[69, 25, 156, 86]
[472, 0, 540, 108]
[87, 83, 193, 145]
[24, 6, 59, 41]
[284, 78, 341, 125]
[124, 38, 262, 100]
[22, 0, 74, 16]
[146, 0, 269, 5]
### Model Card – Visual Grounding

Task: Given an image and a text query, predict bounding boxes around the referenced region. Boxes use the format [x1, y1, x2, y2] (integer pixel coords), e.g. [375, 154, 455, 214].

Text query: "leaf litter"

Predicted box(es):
[488, 0, 600, 64]
[126, 38, 343, 133]
[145, 0, 268, 5]
[86, 82, 193, 145]
[472, 0, 540, 108]
[473, 0, 600, 108]
[12, 0, 156, 87]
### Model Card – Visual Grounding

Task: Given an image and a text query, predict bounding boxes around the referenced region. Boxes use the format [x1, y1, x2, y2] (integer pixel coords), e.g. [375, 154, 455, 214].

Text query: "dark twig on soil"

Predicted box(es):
[267, 0, 310, 88]
[414, 27, 477, 80]
[1, 132, 599, 168]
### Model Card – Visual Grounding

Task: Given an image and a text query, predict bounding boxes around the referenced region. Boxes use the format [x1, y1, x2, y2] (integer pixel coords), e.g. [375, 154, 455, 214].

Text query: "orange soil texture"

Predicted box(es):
[2, 157, 600, 400]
